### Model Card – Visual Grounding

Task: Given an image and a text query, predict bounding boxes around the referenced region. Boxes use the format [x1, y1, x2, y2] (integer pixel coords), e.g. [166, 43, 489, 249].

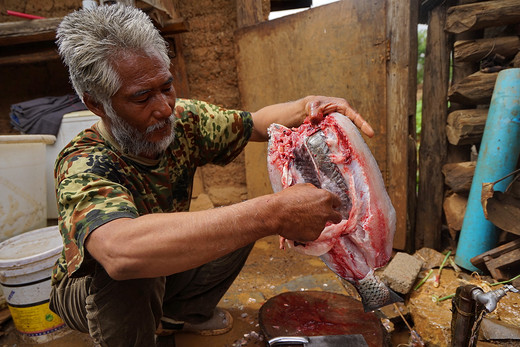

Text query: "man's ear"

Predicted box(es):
[83, 93, 107, 120]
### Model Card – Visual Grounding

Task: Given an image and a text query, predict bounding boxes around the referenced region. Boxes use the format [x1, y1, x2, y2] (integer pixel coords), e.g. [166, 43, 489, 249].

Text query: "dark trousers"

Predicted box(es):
[49, 244, 254, 346]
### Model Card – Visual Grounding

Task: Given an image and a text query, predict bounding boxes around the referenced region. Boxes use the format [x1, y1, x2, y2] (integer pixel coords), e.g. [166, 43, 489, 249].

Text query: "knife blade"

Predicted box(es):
[268, 334, 369, 346]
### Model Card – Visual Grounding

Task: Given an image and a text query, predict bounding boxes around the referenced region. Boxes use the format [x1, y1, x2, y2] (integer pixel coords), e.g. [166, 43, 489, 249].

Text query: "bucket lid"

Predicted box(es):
[62, 110, 97, 119]
[0, 226, 62, 267]
[0, 134, 56, 145]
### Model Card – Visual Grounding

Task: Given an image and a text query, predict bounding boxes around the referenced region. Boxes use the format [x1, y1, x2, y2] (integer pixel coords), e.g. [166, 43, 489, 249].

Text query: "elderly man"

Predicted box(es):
[49, 3, 374, 346]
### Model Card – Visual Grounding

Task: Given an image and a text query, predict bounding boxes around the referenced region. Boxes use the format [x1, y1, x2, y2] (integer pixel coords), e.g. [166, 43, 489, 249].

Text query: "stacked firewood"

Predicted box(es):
[442, 0, 520, 240]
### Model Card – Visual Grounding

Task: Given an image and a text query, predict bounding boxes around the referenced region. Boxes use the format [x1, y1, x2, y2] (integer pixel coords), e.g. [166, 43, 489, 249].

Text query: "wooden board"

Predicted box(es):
[259, 291, 385, 347]
[236, 0, 415, 249]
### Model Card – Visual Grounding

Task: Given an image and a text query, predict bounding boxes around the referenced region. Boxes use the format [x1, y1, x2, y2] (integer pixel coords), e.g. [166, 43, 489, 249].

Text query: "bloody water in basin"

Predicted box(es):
[259, 291, 386, 347]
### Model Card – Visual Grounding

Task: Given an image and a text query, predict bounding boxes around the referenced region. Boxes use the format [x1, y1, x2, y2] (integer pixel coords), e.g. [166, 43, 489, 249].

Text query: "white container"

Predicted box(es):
[0, 226, 69, 343]
[46, 110, 99, 219]
[0, 135, 55, 243]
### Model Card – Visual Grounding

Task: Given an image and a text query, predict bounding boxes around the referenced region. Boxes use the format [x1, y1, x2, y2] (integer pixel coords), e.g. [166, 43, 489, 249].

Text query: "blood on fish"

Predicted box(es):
[267, 113, 400, 311]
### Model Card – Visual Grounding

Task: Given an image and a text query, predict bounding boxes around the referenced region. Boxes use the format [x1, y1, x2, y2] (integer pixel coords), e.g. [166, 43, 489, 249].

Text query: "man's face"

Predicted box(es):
[106, 50, 177, 158]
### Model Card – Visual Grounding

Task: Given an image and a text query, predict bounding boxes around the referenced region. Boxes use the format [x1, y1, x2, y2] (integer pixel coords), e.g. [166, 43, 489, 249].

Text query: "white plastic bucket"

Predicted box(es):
[46, 110, 98, 219]
[0, 135, 56, 243]
[0, 225, 69, 343]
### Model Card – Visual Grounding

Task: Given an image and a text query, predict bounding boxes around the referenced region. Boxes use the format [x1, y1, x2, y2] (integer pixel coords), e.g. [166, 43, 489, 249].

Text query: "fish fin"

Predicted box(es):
[351, 271, 403, 312]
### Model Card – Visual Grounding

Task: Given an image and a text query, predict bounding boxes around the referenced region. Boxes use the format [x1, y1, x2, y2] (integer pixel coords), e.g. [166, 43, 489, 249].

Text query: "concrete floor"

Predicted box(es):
[1, 235, 370, 347]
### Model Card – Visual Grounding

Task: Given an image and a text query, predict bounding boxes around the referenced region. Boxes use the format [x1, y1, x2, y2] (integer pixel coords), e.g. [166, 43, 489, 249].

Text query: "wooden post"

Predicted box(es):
[236, 0, 264, 28]
[416, 3, 450, 250]
[386, 0, 418, 251]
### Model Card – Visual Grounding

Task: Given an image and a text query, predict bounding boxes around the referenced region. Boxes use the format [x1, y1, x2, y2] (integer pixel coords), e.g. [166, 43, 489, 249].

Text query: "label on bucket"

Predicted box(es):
[8, 302, 65, 336]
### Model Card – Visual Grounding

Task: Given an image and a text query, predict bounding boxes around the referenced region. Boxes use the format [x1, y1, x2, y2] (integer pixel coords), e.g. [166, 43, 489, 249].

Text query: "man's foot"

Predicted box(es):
[156, 308, 233, 336]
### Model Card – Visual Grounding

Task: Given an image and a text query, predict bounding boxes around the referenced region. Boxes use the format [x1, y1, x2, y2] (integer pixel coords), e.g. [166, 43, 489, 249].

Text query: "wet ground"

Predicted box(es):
[1, 236, 519, 346]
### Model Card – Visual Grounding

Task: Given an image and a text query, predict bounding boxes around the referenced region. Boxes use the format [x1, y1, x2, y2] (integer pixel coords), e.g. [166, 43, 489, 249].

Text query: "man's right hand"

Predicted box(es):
[272, 183, 342, 242]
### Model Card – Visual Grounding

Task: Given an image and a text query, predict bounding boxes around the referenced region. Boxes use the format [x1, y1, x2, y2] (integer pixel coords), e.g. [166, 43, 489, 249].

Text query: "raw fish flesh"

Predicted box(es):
[267, 113, 401, 311]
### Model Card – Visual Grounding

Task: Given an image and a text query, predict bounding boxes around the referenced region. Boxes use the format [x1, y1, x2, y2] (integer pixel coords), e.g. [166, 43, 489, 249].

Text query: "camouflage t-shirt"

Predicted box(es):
[51, 99, 253, 284]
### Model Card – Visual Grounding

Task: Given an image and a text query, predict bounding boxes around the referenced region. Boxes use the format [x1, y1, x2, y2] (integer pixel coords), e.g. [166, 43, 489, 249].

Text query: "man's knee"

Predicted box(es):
[49, 276, 91, 333]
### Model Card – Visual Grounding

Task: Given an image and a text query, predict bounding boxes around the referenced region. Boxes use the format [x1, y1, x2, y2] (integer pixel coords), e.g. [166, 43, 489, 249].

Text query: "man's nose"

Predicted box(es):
[153, 93, 173, 119]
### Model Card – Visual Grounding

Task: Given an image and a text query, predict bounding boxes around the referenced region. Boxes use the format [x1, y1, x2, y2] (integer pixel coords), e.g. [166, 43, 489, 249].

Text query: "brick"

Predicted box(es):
[381, 252, 424, 294]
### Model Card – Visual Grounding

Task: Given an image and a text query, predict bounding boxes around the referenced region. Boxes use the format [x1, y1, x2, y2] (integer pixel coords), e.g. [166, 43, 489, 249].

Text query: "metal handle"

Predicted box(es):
[268, 336, 310, 346]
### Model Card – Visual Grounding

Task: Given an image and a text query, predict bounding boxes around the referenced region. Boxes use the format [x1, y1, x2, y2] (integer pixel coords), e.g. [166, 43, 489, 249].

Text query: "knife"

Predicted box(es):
[267, 334, 369, 346]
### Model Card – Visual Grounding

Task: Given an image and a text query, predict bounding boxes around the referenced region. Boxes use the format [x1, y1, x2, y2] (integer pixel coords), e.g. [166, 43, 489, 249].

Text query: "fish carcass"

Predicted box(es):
[267, 112, 401, 311]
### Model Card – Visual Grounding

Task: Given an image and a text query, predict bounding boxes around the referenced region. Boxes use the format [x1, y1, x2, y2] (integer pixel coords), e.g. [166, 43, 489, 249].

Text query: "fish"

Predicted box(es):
[267, 112, 401, 312]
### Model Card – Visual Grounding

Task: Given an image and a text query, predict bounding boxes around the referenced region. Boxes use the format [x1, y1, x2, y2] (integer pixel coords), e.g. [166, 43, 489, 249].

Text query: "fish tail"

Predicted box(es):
[352, 271, 403, 312]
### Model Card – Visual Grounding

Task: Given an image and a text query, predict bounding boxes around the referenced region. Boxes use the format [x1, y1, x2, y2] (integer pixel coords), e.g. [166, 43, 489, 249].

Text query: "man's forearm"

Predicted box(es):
[250, 97, 310, 141]
[85, 193, 280, 280]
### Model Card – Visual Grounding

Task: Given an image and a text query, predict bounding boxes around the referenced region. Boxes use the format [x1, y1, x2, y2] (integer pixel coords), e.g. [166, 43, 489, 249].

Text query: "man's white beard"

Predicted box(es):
[105, 106, 175, 157]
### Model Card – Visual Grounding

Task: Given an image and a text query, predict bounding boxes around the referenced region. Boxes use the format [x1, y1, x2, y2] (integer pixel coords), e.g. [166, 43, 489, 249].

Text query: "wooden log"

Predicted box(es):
[442, 161, 476, 194]
[454, 36, 520, 63]
[448, 71, 498, 105]
[446, 108, 488, 146]
[447, 0, 480, 165]
[416, 4, 449, 251]
[446, 0, 520, 34]
[443, 192, 468, 239]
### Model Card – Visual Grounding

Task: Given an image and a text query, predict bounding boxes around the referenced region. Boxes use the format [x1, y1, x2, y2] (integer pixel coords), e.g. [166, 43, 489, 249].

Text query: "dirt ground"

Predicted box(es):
[0, 235, 399, 346]
[1, 236, 519, 346]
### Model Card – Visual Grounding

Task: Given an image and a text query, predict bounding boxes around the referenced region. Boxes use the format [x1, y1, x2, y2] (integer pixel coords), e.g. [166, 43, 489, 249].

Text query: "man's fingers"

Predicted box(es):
[311, 99, 375, 138]
[344, 107, 375, 138]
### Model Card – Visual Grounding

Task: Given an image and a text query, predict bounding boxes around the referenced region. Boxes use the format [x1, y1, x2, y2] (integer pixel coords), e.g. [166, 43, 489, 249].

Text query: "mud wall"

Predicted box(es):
[0, 0, 270, 210]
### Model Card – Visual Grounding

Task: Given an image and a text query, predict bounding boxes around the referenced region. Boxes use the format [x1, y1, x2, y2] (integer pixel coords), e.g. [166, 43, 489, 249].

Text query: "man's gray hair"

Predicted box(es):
[56, 3, 170, 104]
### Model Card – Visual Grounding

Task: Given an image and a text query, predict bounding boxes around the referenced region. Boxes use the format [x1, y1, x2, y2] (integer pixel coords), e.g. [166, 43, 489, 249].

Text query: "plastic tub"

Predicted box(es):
[0, 134, 55, 243]
[0, 225, 69, 343]
[46, 110, 98, 219]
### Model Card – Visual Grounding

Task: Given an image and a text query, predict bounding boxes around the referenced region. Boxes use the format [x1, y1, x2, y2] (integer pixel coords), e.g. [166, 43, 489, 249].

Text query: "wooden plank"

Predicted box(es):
[416, 4, 450, 250]
[454, 36, 520, 63]
[446, 108, 488, 146]
[446, 0, 520, 34]
[387, 0, 418, 250]
[448, 71, 498, 105]
[0, 18, 62, 46]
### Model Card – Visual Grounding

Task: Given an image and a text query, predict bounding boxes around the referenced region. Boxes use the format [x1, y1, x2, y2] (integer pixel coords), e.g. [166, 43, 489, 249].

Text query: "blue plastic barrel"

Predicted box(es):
[455, 68, 520, 272]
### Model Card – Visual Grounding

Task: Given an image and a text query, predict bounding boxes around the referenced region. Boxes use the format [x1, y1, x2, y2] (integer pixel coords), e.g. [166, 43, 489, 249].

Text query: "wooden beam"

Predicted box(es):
[237, 0, 264, 28]
[0, 18, 61, 46]
[416, 3, 450, 250]
[454, 36, 520, 63]
[159, 18, 188, 36]
[0, 48, 59, 66]
[446, 0, 520, 34]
